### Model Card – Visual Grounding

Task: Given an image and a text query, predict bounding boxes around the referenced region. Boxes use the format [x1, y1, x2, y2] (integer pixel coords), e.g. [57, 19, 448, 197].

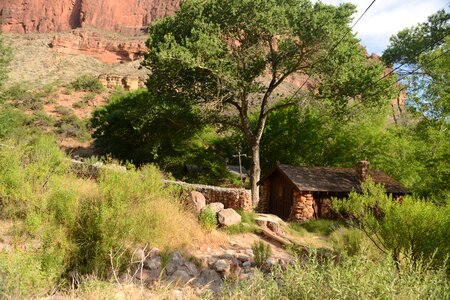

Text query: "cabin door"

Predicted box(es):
[269, 176, 293, 219]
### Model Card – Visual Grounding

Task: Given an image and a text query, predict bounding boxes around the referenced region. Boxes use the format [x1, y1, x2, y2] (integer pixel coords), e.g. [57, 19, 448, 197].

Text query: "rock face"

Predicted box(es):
[0, 0, 180, 34]
[50, 30, 147, 63]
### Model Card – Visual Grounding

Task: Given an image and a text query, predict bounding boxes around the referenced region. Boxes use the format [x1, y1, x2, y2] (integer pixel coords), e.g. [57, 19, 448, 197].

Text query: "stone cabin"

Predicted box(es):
[258, 161, 410, 221]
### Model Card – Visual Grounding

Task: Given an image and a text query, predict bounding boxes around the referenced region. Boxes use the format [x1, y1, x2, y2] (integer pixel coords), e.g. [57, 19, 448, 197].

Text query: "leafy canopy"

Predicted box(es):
[143, 0, 396, 205]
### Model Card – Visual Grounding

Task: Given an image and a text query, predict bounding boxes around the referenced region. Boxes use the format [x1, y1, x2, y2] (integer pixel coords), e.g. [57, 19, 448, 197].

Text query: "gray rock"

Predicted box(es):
[242, 261, 252, 268]
[144, 257, 161, 270]
[165, 251, 184, 275]
[237, 254, 250, 262]
[202, 202, 224, 214]
[194, 269, 223, 294]
[190, 191, 206, 213]
[169, 270, 191, 284]
[218, 208, 242, 226]
[245, 249, 254, 257]
[214, 259, 230, 273]
[207, 256, 218, 267]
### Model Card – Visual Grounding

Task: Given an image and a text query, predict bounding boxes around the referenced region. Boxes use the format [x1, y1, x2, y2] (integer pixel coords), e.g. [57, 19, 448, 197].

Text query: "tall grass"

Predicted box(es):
[222, 253, 450, 299]
[0, 135, 211, 298]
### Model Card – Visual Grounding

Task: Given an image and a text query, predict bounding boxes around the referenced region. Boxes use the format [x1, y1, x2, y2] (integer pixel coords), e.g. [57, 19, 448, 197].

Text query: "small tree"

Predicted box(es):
[143, 0, 395, 207]
[333, 180, 450, 269]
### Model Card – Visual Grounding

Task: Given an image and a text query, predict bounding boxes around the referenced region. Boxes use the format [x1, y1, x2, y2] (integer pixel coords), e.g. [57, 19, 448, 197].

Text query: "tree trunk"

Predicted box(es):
[249, 142, 261, 208]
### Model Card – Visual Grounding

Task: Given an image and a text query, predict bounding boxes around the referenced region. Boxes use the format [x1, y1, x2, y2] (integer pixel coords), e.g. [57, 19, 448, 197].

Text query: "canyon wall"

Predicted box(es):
[0, 0, 179, 34]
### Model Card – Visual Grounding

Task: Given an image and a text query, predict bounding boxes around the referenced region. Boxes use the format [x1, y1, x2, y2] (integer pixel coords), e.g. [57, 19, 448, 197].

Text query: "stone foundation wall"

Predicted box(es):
[165, 180, 252, 212]
[289, 191, 316, 221]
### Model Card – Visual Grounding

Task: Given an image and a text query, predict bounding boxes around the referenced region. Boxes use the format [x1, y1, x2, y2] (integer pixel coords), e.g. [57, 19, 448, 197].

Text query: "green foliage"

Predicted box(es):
[0, 105, 28, 138]
[70, 75, 104, 93]
[289, 219, 346, 236]
[330, 227, 364, 256]
[91, 89, 231, 183]
[0, 137, 209, 297]
[222, 253, 450, 299]
[54, 113, 90, 140]
[0, 249, 63, 298]
[143, 0, 395, 205]
[73, 100, 88, 109]
[332, 180, 450, 269]
[252, 241, 272, 267]
[383, 9, 450, 66]
[198, 207, 218, 232]
[82, 92, 97, 102]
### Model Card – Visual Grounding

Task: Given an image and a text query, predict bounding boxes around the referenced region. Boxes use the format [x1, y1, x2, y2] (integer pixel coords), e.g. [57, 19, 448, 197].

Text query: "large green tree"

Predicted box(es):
[382, 9, 450, 201]
[143, 0, 395, 207]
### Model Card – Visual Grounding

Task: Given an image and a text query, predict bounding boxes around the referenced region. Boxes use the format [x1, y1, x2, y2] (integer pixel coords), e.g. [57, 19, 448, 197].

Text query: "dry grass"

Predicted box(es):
[3, 33, 147, 89]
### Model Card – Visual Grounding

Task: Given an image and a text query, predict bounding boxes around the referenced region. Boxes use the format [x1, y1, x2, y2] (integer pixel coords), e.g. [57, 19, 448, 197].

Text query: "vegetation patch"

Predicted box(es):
[69, 75, 104, 93]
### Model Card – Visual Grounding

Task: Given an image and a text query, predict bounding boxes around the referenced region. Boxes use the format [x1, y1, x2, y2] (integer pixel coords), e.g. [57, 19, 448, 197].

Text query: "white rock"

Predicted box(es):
[202, 202, 225, 214]
[217, 208, 242, 226]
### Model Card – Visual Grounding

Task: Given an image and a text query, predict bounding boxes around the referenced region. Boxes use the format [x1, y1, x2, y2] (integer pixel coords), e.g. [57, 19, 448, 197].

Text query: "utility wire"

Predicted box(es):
[286, 0, 378, 99]
[370, 33, 449, 87]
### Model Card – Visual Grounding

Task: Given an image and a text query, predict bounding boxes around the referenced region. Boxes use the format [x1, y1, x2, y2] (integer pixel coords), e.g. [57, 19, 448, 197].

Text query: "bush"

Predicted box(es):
[252, 241, 272, 267]
[332, 179, 450, 269]
[70, 75, 104, 93]
[0, 137, 211, 297]
[0, 105, 28, 138]
[330, 227, 363, 256]
[54, 114, 90, 140]
[198, 207, 218, 232]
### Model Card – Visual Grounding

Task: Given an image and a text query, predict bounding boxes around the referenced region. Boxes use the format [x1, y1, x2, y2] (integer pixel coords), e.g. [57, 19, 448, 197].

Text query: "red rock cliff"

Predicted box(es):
[0, 0, 179, 34]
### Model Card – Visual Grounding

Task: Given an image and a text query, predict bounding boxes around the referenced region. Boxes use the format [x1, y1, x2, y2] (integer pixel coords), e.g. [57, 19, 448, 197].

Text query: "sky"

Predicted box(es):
[320, 0, 450, 55]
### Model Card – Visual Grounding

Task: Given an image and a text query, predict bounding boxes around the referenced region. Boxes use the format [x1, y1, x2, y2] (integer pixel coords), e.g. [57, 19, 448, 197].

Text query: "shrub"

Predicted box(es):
[198, 207, 218, 232]
[332, 179, 450, 269]
[0, 249, 60, 298]
[252, 241, 272, 267]
[73, 100, 88, 109]
[54, 114, 90, 140]
[82, 92, 97, 102]
[70, 75, 104, 93]
[330, 227, 363, 256]
[0, 105, 28, 138]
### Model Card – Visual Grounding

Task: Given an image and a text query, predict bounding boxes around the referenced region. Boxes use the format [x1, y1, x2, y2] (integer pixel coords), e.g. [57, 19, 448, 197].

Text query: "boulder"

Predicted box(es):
[214, 259, 230, 273]
[144, 257, 161, 270]
[165, 251, 183, 275]
[193, 269, 223, 293]
[218, 209, 241, 226]
[190, 191, 206, 213]
[169, 270, 191, 284]
[202, 202, 224, 214]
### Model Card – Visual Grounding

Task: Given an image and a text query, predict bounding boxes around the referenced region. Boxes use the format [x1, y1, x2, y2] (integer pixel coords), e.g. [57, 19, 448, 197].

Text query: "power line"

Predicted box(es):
[370, 33, 449, 87]
[286, 0, 378, 100]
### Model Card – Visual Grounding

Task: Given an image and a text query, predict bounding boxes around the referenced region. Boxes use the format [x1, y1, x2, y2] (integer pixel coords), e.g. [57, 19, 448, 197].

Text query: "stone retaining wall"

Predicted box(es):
[165, 180, 252, 212]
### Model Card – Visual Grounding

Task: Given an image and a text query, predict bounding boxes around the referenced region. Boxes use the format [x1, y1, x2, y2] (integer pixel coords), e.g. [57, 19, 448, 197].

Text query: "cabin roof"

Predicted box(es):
[260, 164, 410, 194]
